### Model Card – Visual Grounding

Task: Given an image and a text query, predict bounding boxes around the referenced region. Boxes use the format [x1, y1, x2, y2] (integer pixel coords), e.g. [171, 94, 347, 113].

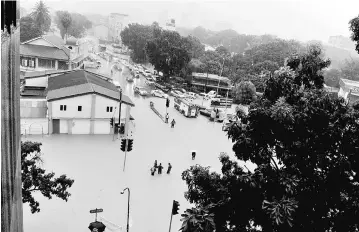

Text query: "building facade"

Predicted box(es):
[46, 70, 134, 134]
[190, 72, 233, 96]
[108, 13, 129, 43]
[164, 19, 176, 31]
[338, 78, 359, 104]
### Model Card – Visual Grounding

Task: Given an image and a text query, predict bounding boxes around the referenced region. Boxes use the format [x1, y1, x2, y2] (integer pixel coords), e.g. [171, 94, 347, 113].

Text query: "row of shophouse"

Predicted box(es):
[20, 34, 89, 73]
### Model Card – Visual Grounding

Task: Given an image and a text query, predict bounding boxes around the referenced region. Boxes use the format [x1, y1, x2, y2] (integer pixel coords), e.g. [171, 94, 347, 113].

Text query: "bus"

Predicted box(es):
[173, 97, 199, 118]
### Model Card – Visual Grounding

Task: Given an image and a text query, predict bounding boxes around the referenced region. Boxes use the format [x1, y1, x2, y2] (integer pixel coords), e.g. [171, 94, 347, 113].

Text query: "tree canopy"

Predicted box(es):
[55, 11, 72, 39]
[349, 14, 359, 54]
[66, 13, 92, 38]
[181, 45, 359, 232]
[22, 141, 74, 214]
[30, 0, 51, 33]
[20, 16, 42, 42]
[121, 23, 154, 63]
[145, 29, 191, 78]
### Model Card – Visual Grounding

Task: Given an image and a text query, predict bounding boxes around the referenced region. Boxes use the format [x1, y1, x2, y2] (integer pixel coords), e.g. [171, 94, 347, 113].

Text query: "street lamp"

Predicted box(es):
[217, 57, 225, 96]
[121, 187, 130, 232]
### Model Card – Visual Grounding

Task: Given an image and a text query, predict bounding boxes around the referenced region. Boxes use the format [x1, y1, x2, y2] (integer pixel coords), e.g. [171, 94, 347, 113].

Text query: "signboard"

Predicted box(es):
[90, 208, 103, 214]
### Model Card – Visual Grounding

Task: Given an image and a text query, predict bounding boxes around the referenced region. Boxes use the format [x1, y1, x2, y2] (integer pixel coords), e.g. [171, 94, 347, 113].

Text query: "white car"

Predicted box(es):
[186, 92, 198, 99]
[151, 90, 168, 98]
[134, 86, 149, 96]
[171, 90, 185, 98]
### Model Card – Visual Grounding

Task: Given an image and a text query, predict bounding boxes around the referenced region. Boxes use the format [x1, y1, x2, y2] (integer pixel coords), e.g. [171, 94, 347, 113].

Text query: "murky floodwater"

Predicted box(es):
[23, 57, 254, 232]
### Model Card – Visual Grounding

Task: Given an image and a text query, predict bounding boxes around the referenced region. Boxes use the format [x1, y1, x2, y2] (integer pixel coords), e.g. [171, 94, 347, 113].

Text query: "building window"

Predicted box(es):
[21, 57, 36, 68]
[106, 106, 113, 112]
[78, 106, 82, 111]
[38, 59, 56, 69]
[58, 61, 68, 70]
[60, 105, 67, 111]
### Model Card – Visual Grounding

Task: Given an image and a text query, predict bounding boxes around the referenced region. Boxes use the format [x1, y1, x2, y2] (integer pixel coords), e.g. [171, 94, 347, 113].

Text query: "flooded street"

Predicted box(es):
[22, 58, 253, 232]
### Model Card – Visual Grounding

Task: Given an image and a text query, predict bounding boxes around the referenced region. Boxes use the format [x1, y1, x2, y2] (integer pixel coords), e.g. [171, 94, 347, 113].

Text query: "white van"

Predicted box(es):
[208, 90, 217, 98]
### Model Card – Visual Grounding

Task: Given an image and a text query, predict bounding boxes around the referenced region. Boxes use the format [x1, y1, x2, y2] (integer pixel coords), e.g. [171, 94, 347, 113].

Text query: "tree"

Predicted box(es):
[324, 68, 341, 88]
[30, 0, 51, 33]
[55, 11, 72, 40]
[235, 80, 257, 105]
[145, 29, 191, 79]
[215, 45, 230, 57]
[180, 206, 216, 232]
[286, 44, 330, 89]
[181, 48, 359, 232]
[22, 141, 74, 214]
[340, 59, 359, 81]
[185, 35, 205, 59]
[349, 14, 359, 53]
[121, 23, 153, 63]
[66, 13, 92, 38]
[20, 16, 42, 42]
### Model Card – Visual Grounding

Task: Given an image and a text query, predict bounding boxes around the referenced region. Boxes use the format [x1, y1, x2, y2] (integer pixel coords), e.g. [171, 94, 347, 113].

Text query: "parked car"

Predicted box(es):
[134, 86, 149, 96]
[186, 92, 198, 99]
[171, 90, 185, 98]
[151, 90, 168, 98]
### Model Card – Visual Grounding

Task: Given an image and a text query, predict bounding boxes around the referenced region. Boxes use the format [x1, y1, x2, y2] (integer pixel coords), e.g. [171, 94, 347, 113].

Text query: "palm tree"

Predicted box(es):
[30, 0, 51, 34]
[180, 207, 215, 232]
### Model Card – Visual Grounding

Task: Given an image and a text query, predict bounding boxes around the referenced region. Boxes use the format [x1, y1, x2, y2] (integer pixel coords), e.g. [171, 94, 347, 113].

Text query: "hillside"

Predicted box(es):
[83, 13, 108, 26]
[176, 26, 359, 69]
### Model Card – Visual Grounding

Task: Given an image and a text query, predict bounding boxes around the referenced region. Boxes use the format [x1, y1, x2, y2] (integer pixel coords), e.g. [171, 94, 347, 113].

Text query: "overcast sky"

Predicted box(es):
[20, 0, 359, 42]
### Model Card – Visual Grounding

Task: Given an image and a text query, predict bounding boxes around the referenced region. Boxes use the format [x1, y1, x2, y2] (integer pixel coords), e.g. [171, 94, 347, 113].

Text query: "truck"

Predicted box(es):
[173, 97, 199, 118]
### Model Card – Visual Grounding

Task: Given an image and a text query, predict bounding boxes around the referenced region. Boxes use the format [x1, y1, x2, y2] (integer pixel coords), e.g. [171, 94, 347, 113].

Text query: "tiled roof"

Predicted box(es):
[20, 44, 69, 60]
[43, 34, 65, 48]
[47, 70, 134, 106]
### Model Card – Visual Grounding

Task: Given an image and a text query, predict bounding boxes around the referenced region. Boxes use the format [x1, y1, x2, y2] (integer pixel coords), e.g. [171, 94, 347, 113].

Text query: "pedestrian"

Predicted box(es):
[167, 163, 172, 174]
[154, 160, 158, 170]
[191, 150, 196, 160]
[171, 119, 176, 128]
[158, 163, 163, 174]
[165, 113, 169, 123]
[150, 166, 155, 176]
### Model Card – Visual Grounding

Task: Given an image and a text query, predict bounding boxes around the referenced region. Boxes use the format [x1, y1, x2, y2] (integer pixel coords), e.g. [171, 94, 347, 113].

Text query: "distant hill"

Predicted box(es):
[176, 26, 359, 69]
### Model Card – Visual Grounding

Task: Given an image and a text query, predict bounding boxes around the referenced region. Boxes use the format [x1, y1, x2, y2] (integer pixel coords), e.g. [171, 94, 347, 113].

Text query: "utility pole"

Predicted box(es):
[217, 57, 225, 95]
[168, 209, 173, 232]
[202, 69, 209, 106]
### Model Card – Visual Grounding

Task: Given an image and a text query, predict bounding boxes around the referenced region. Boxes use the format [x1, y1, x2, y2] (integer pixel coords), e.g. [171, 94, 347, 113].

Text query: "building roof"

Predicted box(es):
[192, 72, 230, 82]
[341, 78, 359, 88]
[47, 70, 134, 106]
[23, 70, 72, 79]
[21, 35, 71, 58]
[20, 44, 70, 60]
[21, 86, 47, 99]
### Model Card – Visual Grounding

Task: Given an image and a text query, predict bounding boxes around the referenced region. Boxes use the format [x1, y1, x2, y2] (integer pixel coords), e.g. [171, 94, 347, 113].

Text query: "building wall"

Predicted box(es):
[21, 118, 48, 135]
[94, 95, 121, 119]
[25, 76, 48, 87]
[51, 95, 92, 118]
[20, 99, 47, 118]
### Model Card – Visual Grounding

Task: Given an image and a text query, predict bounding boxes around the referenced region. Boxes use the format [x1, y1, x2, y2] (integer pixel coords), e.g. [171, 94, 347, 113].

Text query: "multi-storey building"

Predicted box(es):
[338, 78, 359, 104]
[190, 72, 233, 96]
[108, 13, 129, 43]
[164, 19, 176, 32]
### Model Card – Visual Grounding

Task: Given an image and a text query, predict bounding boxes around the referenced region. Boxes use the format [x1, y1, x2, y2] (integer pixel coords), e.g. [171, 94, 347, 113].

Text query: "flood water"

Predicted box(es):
[23, 56, 254, 232]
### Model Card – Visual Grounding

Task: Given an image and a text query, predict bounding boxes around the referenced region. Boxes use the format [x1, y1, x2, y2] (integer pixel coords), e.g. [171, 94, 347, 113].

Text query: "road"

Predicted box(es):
[22, 56, 254, 232]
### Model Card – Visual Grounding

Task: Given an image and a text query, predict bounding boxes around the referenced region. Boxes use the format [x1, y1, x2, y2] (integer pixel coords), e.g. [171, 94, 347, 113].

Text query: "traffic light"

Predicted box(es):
[166, 98, 170, 108]
[119, 123, 125, 135]
[110, 118, 114, 128]
[172, 200, 180, 215]
[127, 139, 133, 152]
[120, 139, 127, 152]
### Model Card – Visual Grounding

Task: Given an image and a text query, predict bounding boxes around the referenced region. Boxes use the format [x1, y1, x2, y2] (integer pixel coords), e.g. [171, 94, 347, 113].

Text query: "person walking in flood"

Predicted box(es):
[165, 113, 169, 123]
[150, 166, 155, 176]
[191, 150, 196, 160]
[158, 163, 163, 174]
[167, 163, 172, 174]
[171, 119, 176, 128]
[154, 160, 158, 170]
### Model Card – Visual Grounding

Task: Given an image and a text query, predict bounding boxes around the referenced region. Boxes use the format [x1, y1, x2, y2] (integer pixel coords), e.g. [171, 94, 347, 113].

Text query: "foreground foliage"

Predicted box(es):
[181, 45, 359, 232]
[22, 141, 74, 213]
